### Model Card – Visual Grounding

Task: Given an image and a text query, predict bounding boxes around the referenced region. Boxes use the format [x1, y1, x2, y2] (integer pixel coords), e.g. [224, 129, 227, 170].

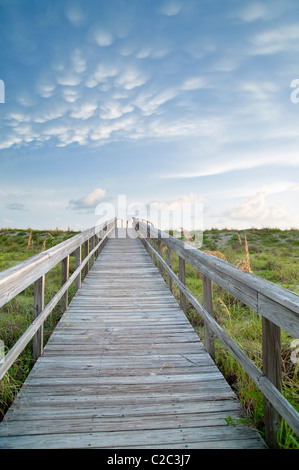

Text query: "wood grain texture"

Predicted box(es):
[0, 229, 266, 449]
[134, 219, 299, 337]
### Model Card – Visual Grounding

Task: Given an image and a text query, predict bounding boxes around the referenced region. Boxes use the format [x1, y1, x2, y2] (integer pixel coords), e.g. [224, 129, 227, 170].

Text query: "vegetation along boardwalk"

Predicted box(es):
[0, 227, 266, 449]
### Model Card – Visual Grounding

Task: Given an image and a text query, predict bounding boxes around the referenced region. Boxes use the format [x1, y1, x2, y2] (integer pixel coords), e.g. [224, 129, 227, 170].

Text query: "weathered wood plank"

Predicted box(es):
[0, 229, 266, 449]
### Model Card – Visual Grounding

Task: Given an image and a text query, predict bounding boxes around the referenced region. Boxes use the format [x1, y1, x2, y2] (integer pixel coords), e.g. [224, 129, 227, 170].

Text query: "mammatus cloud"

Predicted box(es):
[158, 1, 182, 16]
[68, 188, 106, 212]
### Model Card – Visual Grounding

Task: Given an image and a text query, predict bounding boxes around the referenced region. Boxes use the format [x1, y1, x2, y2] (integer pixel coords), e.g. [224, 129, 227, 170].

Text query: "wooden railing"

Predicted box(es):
[133, 218, 299, 448]
[0, 218, 117, 381]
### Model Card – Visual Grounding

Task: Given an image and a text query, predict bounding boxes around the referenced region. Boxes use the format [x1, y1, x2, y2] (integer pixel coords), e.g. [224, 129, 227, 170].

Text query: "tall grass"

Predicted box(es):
[161, 228, 299, 448]
[0, 228, 80, 420]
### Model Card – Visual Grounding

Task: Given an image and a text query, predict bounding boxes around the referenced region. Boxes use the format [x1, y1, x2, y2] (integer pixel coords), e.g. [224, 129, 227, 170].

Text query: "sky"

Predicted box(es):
[0, 0, 299, 232]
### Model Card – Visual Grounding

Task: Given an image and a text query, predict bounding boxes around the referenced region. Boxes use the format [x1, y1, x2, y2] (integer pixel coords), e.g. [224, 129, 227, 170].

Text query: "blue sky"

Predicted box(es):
[0, 0, 299, 231]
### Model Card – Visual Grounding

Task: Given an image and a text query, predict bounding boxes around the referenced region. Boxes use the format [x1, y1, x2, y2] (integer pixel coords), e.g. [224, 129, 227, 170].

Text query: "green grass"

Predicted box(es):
[0, 226, 298, 448]
[160, 227, 299, 448]
[0, 227, 80, 420]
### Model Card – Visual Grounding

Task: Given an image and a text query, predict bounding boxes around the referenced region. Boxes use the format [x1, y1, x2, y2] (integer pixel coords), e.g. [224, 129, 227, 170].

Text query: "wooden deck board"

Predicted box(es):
[0, 228, 266, 449]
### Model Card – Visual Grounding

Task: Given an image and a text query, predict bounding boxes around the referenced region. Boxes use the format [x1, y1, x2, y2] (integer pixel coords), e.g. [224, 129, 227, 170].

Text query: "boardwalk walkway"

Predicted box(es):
[0, 229, 265, 449]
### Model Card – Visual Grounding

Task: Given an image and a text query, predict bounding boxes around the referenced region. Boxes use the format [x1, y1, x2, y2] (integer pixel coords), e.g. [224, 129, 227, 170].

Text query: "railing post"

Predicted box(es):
[179, 256, 186, 313]
[203, 275, 215, 361]
[166, 247, 172, 292]
[75, 245, 81, 291]
[90, 236, 95, 266]
[95, 234, 99, 258]
[262, 317, 281, 448]
[61, 255, 69, 312]
[84, 239, 89, 277]
[157, 238, 164, 275]
[33, 275, 45, 361]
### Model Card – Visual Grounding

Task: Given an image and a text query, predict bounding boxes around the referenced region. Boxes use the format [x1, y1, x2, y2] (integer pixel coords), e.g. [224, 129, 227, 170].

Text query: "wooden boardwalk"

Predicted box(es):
[0, 229, 266, 449]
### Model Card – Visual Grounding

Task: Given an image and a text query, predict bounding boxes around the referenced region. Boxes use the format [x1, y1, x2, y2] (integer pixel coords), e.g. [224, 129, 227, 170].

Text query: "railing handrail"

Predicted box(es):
[132, 217, 299, 446]
[0, 218, 118, 381]
[0, 218, 116, 309]
[133, 218, 299, 337]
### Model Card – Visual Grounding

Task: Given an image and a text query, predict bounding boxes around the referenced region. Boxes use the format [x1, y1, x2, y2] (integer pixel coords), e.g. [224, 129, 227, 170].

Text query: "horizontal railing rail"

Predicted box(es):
[133, 218, 299, 448]
[0, 218, 117, 381]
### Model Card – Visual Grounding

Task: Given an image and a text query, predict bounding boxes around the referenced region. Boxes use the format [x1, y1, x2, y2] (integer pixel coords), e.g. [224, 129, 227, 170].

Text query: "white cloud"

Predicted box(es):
[62, 88, 80, 103]
[65, 5, 86, 26]
[57, 73, 82, 86]
[86, 63, 118, 88]
[227, 189, 296, 228]
[7, 112, 30, 123]
[0, 136, 23, 149]
[164, 144, 299, 179]
[93, 29, 113, 47]
[181, 77, 207, 91]
[100, 101, 134, 120]
[234, 1, 287, 23]
[134, 88, 178, 115]
[158, 1, 182, 16]
[36, 80, 56, 98]
[33, 106, 66, 123]
[236, 3, 269, 22]
[71, 49, 87, 73]
[70, 103, 98, 120]
[115, 67, 148, 90]
[250, 23, 299, 55]
[68, 188, 106, 212]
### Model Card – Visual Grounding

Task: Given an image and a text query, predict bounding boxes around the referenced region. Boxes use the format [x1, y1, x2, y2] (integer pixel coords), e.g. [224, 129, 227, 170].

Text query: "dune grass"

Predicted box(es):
[164, 227, 299, 448]
[0, 227, 80, 420]
[0, 226, 298, 448]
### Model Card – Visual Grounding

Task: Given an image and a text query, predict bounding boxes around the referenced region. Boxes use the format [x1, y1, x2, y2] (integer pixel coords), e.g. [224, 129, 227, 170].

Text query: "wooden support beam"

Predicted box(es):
[179, 256, 186, 313]
[61, 256, 69, 312]
[157, 239, 163, 275]
[84, 240, 89, 277]
[90, 236, 95, 266]
[166, 247, 172, 292]
[262, 317, 282, 448]
[33, 276, 45, 361]
[203, 275, 215, 361]
[75, 246, 81, 291]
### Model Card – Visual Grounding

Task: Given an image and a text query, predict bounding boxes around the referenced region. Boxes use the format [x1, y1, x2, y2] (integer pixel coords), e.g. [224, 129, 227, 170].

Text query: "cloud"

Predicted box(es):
[227, 189, 296, 228]
[68, 188, 106, 212]
[235, 2, 269, 22]
[100, 101, 134, 120]
[62, 88, 80, 103]
[57, 73, 82, 86]
[36, 80, 56, 98]
[92, 28, 113, 47]
[115, 67, 148, 90]
[181, 77, 207, 91]
[233, 1, 287, 23]
[249, 23, 299, 55]
[65, 4, 86, 26]
[158, 1, 182, 16]
[70, 103, 98, 120]
[134, 88, 178, 116]
[71, 49, 87, 73]
[86, 63, 118, 88]
[6, 203, 28, 211]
